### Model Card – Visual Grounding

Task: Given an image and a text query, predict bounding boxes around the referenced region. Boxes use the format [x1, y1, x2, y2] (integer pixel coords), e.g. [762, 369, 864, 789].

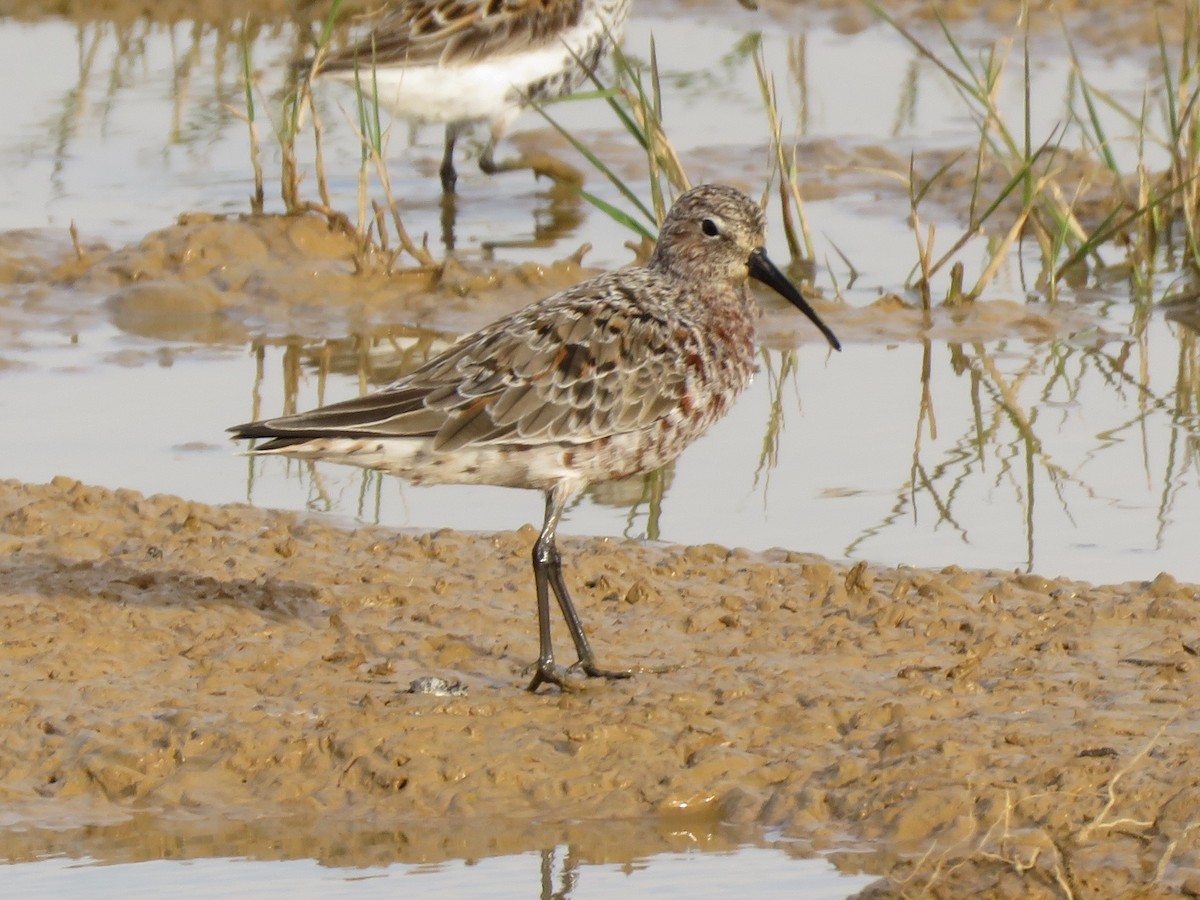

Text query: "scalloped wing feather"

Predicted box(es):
[318, 0, 586, 70]
[236, 270, 693, 456]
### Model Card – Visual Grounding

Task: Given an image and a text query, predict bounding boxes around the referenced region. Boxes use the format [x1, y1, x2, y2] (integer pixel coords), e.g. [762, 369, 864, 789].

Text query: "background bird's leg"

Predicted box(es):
[440, 124, 461, 194]
[478, 113, 584, 187]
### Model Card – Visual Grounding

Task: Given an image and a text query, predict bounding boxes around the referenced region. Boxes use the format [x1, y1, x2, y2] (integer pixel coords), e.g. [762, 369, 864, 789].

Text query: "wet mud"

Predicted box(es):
[0, 476, 1197, 896]
[1, 211, 1098, 354]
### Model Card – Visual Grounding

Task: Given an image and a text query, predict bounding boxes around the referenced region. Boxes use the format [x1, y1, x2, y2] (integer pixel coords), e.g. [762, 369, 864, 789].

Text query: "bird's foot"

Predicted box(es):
[525, 658, 678, 692]
[525, 660, 585, 693]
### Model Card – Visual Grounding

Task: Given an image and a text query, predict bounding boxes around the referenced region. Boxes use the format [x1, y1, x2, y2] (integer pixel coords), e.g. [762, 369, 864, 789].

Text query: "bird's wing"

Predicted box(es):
[316, 0, 586, 70]
[231, 271, 690, 454]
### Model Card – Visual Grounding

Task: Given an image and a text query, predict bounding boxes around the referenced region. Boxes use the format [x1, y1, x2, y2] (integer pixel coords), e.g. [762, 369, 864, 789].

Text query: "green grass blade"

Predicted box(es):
[573, 186, 657, 241]
[527, 96, 657, 227]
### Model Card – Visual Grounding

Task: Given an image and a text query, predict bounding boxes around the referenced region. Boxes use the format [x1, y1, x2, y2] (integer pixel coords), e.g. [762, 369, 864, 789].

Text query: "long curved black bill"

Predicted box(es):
[748, 248, 841, 351]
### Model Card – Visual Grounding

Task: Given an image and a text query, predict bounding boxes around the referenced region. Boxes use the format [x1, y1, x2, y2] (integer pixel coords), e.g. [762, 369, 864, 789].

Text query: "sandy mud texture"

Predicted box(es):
[3, 210, 1089, 354]
[0, 476, 1197, 896]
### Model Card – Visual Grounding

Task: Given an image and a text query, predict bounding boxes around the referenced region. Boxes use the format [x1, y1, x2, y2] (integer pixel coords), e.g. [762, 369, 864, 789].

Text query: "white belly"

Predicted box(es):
[324, 43, 577, 125]
[253, 435, 588, 492]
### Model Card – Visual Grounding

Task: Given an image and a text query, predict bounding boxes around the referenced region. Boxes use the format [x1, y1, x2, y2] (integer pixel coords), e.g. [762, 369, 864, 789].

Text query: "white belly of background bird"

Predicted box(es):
[325, 36, 594, 127]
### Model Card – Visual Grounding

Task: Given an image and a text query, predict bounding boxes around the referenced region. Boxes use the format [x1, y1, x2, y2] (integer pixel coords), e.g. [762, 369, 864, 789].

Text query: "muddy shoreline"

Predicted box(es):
[1, 476, 1196, 895]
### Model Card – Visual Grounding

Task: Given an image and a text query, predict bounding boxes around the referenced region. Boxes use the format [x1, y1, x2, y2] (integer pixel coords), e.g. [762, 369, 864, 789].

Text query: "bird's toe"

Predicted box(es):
[525, 660, 585, 693]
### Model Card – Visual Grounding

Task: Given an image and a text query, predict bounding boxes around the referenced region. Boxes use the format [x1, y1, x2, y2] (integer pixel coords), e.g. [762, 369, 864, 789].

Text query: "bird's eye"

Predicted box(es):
[701, 218, 720, 237]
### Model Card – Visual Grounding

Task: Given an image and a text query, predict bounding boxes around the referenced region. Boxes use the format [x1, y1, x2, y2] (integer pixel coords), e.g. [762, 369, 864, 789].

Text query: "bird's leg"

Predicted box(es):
[440, 125, 460, 194]
[478, 115, 584, 187]
[553, 546, 677, 680]
[544, 536, 634, 682]
[526, 485, 654, 692]
[526, 485, 586, 692]
[525, 529, 566, 692]
[476, 114, 509, 178]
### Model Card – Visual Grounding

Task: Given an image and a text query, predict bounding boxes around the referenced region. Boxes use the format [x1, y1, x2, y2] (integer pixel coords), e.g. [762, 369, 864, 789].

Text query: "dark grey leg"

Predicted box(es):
[545, 547, 632, 680]
[440, 125, 459, 194]
[525, 485, 642, 692]
[526, 502, 562, 691]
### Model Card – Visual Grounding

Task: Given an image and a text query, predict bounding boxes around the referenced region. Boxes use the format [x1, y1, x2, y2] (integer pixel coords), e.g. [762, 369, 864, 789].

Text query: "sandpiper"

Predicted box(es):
[306, 0, 632, 193]
[229, 184, 841, 691]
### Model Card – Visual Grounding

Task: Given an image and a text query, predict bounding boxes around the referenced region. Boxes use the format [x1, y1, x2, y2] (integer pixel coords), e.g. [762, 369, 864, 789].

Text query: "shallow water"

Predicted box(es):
[0, 811, 878, 898]
[5, 845, 875, 899]
[0, 0, 1198, 893]
[4, 316, 1196, 584]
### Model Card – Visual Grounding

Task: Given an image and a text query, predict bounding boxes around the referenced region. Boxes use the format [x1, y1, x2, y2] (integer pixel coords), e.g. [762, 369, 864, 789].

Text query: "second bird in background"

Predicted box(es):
[303, 0, 633, 194]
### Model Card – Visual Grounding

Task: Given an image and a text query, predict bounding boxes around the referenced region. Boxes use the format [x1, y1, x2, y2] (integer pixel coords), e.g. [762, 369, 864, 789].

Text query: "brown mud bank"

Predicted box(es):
[2, 212, 1088, 351]
[0, 476, 1197, 896]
